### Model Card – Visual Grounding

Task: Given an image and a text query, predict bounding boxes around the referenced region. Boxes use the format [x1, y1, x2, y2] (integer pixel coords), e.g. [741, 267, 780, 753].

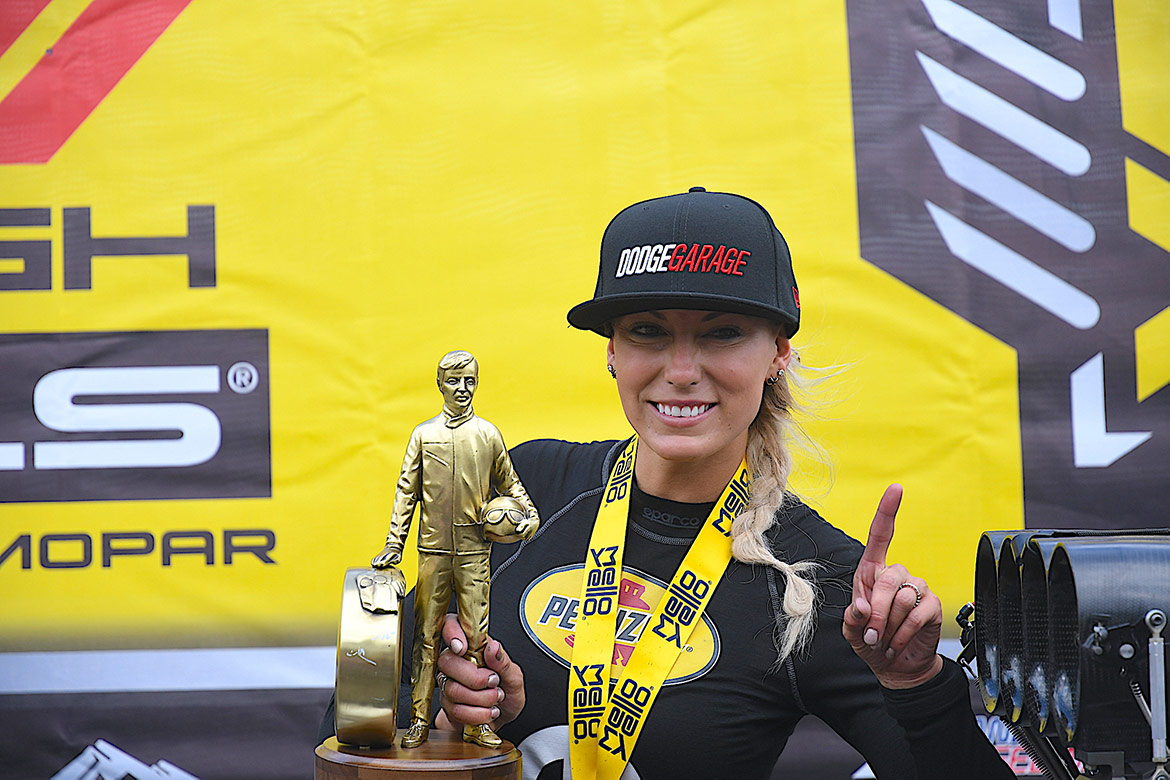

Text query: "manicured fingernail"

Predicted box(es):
[864, 628, 878, 646]
[497, 688, 505, 703]
[451, 639, 464, 655]
[487, 673, 500, 687]
[885, 647, 895, 659]
[491, 707, 500, 719]
[496, 645, 504, 662]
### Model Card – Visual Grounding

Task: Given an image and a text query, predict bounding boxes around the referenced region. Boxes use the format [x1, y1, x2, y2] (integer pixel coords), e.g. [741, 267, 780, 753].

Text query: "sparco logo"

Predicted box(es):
[848, 0, 1169, 527]
[641, 506, 704, 528]
[0, 330, 271, 502]
[615, 243, 750, 278]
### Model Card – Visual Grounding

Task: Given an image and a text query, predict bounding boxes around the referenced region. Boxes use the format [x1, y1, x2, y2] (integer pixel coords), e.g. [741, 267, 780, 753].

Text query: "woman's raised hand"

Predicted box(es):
[842, 484, 945, 689]
[434, 614, 527, 731]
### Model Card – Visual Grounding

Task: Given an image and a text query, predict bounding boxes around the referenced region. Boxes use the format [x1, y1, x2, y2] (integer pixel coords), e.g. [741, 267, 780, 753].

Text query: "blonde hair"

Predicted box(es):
[730, 351, 824, 664]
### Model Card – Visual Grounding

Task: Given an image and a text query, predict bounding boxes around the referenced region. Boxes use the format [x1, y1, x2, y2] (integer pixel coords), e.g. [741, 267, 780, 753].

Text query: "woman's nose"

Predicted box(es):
[663, 342, 701, 385]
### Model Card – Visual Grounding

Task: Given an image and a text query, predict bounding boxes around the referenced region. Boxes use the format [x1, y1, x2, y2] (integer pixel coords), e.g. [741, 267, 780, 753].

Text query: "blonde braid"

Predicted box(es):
[729, 353, 823, 664]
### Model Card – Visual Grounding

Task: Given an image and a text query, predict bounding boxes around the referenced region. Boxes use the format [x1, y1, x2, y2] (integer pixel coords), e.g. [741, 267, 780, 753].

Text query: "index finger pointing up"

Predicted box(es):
[860, 483, 904, 566]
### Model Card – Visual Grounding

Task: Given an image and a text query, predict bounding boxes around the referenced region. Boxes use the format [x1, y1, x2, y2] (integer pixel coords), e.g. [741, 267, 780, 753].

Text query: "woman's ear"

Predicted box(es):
[773, 334, 793, 373]
[607, 337, 616, 367]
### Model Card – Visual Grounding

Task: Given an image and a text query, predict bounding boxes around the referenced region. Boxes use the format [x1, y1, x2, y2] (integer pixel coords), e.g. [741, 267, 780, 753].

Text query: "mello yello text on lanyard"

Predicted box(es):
[568, 435, 751, 780]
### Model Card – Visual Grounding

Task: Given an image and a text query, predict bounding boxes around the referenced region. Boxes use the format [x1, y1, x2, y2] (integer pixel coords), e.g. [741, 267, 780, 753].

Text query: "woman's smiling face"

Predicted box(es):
[608, 309, 791, 475]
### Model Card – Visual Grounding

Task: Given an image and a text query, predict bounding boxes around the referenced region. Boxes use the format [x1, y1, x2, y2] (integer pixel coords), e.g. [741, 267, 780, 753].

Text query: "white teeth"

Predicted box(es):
[655, 403, 711, 418]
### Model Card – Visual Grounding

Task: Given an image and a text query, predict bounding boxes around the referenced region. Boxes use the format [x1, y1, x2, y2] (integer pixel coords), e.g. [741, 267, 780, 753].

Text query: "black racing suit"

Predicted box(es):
[322, 437, 1011, 779]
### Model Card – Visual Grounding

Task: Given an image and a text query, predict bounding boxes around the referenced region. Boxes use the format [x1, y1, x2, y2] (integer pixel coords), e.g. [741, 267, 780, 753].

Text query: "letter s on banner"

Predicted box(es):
[32, 366, 222, 469]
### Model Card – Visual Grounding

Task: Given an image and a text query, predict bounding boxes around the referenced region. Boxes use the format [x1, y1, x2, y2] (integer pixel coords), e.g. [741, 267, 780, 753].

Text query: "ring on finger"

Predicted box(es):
[897, 581, 923, 608]
[435, 671, 450, 695]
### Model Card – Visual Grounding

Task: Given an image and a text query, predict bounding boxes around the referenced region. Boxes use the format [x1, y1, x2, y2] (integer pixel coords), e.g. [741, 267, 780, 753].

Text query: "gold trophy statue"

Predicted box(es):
[371, 350, 539, 750]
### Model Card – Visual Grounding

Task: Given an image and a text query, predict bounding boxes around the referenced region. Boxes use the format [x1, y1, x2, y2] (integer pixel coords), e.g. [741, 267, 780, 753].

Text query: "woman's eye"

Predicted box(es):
[628, 324, 665, 338]
[707, 327, 742, 340]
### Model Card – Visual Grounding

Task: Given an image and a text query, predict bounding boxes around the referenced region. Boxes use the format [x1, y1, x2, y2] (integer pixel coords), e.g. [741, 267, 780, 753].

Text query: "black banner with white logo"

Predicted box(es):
[0, 330, 271, 502]
[848, 0, 1170, 528]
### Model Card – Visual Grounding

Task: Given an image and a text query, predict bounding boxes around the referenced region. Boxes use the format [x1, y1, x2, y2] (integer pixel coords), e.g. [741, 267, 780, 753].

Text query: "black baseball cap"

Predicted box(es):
[567, 188, 800, 337]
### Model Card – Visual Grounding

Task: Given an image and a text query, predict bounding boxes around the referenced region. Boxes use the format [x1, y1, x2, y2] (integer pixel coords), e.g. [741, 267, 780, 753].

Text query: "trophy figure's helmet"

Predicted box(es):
[481, 496, 527, 544]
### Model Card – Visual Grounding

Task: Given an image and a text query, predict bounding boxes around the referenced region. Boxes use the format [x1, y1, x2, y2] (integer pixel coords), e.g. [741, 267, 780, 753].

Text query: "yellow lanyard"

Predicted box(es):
[568, 436, 751, 779]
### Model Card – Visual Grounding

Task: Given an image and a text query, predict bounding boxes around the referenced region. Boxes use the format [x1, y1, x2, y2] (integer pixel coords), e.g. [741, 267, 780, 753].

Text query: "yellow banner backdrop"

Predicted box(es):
[4, 0, 1164, 665]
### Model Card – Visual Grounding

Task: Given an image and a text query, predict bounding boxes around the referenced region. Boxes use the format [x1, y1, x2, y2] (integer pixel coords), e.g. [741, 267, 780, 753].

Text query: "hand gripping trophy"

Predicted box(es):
[371, 350, 539, 750]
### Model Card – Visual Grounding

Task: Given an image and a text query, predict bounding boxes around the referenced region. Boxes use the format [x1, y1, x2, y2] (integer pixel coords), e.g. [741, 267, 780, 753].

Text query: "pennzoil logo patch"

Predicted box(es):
[519, 564, 720, 685]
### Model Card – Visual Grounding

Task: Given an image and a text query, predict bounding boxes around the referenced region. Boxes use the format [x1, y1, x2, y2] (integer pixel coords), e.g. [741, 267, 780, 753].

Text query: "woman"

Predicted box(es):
[411, 189, 1008, 778]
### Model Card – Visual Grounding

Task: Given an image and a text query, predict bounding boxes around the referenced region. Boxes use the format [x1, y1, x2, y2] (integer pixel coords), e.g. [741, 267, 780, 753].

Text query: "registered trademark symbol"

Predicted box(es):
[684, 646, 693, 653]
[227, 362, 259, 394]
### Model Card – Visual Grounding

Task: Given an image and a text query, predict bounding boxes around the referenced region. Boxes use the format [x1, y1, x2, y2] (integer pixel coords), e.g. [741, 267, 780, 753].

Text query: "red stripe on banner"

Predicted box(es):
[0, 0, 52, 56]
[0, 0, 193, 165]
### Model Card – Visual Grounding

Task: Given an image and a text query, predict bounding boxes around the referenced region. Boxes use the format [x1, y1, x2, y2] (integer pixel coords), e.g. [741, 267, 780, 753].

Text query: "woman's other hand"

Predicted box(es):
[842, 484, 944, 689]
[434, 613, 527, 731]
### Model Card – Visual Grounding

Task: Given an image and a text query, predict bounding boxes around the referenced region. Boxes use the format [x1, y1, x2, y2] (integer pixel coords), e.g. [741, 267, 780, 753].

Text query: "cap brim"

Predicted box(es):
[567, 292, 799, 337]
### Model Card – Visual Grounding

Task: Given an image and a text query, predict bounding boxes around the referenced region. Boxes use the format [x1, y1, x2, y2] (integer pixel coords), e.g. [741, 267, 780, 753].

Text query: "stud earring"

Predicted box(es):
[764, 368, 784, 386]
[607, 365, 617, 379]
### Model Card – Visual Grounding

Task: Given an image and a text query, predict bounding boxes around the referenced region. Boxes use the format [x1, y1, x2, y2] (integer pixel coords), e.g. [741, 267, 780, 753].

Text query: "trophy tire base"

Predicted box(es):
[315, 733, 521, 779]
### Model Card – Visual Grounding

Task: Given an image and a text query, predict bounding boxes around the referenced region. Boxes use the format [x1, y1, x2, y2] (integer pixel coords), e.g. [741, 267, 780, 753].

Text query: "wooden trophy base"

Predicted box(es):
[315, 732, 521, 779]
